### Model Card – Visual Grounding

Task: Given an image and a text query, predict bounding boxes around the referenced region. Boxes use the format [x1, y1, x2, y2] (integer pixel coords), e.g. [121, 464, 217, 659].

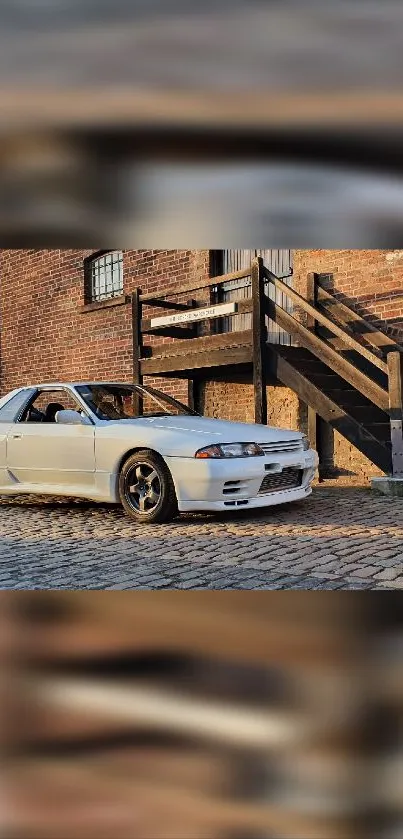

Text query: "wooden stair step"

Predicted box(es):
[268, 346, 393, 474]
[303, 372, 358, 391]
[323, 389, 373, 407]
[345, 405, 389, 424]
[276, 345, 388, 391]
[361, 423, 392, 442]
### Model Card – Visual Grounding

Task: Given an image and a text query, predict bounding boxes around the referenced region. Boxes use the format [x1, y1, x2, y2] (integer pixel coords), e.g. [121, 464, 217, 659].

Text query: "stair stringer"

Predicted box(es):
[267, 346, 392, 475]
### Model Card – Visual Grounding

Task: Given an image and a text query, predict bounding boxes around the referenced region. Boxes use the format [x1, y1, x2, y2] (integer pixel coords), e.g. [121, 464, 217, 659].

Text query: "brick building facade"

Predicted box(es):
[1, 249, 403, 481]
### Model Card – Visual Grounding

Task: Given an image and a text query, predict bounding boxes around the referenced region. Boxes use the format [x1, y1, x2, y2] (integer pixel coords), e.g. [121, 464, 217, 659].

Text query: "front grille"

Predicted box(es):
[260, 440, 302, 455]
[258, 468, 303, 495]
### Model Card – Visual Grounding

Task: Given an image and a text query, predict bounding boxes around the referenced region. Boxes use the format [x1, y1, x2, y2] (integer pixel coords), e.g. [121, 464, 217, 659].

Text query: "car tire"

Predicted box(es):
[119, 450, 178, 524]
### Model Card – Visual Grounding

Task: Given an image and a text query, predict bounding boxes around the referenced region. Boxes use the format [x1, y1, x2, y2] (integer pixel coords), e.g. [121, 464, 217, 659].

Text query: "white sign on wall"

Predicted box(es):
[150, 302, 237, 328]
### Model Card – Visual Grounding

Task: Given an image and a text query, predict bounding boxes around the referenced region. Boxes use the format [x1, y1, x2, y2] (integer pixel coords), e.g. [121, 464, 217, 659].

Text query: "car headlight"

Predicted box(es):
[195, 442, 265, 459]
[301, 435, 310, 451]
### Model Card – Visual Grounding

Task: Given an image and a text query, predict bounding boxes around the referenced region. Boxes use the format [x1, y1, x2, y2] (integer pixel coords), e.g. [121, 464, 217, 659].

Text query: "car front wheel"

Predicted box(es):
[119, 450, 178, 523]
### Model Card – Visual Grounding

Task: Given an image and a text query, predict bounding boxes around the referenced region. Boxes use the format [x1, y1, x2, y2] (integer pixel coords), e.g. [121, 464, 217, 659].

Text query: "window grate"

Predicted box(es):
[86, 251, 123, 302]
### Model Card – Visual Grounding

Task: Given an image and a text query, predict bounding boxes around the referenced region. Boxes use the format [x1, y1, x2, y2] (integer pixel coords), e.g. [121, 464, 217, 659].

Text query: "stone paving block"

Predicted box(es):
[349, 566, 382, 578]
[0, 487, 402, 590]
[337, 562, 364, 573]
[372, 548, 403, 559]
[373, 568, 402, 582]
[382, 576, 403, 588]
[370, 558, 403, 568]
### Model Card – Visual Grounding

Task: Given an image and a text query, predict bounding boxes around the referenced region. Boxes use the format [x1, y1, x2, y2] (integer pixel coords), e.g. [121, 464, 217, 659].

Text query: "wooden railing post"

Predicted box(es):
[387, 351, 403, 477]
[132, 288, 143, 415]
[306, 272, 335, 480]
[187, 297, 199, 412]
[252, 257, 267, 425]
[306, 273, 319, 471]
[305, 272, 318, 331]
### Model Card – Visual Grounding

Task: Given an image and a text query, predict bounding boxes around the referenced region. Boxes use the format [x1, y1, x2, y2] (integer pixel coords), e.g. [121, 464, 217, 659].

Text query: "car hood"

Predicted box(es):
[103, 414, 303, 456]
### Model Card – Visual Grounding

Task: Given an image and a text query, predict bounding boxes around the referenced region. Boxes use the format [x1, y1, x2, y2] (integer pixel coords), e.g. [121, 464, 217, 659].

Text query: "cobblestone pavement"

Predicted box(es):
[1, 485, 403, 590]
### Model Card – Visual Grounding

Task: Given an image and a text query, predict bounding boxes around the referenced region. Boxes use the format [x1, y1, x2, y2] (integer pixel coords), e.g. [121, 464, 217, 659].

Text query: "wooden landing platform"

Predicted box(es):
[140, 330, 254, 379]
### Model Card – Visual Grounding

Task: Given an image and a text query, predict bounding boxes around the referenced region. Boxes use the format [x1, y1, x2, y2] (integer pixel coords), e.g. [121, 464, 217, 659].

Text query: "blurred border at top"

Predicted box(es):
[1, 0, 403, 247]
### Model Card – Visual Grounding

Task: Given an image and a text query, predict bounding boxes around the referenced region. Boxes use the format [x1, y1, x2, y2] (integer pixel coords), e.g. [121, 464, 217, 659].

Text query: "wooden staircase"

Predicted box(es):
[261, 264, 403, 477]
[132, 259, 403, 478]
[270, 345, 392, 475]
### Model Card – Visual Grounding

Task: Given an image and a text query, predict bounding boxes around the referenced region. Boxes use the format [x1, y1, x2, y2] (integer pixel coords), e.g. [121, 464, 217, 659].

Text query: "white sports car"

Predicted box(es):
[0, 382, 318, 522]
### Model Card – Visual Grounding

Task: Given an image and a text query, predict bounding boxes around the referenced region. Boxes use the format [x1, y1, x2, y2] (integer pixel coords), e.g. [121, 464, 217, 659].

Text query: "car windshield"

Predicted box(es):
[76, 384, 198, 420]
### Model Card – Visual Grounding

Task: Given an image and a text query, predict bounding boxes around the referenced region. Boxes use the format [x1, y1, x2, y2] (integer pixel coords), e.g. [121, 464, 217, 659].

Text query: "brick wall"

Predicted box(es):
[293, 249, 403, 340]
[201, 381, 301, 430]
[1, 249, 403, 483]
[0, 249, 210, 402]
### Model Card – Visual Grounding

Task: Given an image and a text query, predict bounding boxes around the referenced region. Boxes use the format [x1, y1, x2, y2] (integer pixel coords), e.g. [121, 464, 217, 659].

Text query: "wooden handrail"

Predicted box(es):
[139, 267, 251, 302]
[263, 269, 388, 375]
[316, 285, 403, 355]
[265, 297, 389, 413]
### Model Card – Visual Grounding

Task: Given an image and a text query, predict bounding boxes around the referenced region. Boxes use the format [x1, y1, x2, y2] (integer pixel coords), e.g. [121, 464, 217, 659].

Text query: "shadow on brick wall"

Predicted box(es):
[317, 273, 403, 346]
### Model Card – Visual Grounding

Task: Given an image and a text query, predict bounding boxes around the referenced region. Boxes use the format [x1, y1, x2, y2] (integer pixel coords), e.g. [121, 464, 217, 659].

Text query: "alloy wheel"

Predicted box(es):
[125, 462, 161, 514]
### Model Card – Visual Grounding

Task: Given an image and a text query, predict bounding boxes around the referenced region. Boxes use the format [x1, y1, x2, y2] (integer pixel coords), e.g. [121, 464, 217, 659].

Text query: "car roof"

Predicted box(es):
[21, 382, 134, 390]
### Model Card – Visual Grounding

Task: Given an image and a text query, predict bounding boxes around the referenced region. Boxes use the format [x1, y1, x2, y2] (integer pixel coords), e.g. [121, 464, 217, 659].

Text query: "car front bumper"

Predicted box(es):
[165, 449, 318, 513]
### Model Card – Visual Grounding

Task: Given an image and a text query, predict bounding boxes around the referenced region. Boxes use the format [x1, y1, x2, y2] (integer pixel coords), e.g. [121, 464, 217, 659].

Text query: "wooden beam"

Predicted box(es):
[305, 273, 335, 480]
[306, 273, 320, 480]
[132, 289, 143, 416]
[142, 324, 197, 340]
[188, 378, 199, 413]
[267, 348, 392, 475]
[317, 285, 403, 354]
[141, 298, 195, 311]
[267, 274, 388, 374]
[132, 288, 141, 385]
[306, 272, 318, 331]
[141, 345, 252, 376]
[142, 329, 253, 362]
[387, 351, 403, 420]
[252, 258, 267, 425]
[139, 267, 251, 302]
[308, 406, 320, 478]
[187, 296, 201, 411]
[387, 351, 403, 477]
[265, 298, 389, 413]
[308, 406, 318, 448]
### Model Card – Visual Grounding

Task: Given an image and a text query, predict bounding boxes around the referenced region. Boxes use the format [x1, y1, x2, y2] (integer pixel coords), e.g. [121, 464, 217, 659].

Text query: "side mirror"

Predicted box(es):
[55, 409, 92, 426]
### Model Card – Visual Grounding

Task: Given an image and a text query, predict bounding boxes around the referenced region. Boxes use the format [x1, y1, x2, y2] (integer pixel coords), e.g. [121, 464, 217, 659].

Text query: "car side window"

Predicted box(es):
[21, 390, 86, 424]
[0, 390, 36, 423]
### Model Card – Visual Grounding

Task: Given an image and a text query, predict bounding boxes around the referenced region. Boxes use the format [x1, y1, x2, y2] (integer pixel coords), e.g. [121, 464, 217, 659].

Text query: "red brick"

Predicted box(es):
[1, 248, 403, 482]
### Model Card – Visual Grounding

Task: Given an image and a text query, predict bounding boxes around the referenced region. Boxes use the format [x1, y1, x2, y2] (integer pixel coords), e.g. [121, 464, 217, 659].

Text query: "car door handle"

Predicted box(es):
[12, 434, 22, 439]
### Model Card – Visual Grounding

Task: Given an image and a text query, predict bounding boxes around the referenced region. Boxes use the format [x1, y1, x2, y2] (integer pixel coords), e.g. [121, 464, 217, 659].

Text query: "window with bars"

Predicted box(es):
[85, 251, 123, 303]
